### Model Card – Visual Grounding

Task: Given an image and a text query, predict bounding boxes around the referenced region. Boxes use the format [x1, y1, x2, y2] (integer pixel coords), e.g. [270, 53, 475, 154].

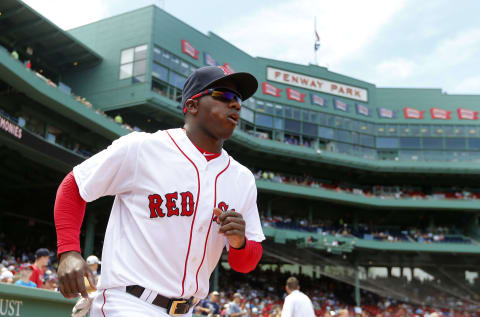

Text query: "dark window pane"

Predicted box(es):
[274, 117, 283, 129]
[335, 130, 351, 142]
[153, 47, 162, 63]
[285, 107, 292, 118]
[265, 103, 274, 114]
[275, 104, 283, 116]
[180, 61, 190, 76]
[240, 107, 254, 122]
[342, 118, 352, 130]
[468, 138, 480, 150]
[134, 45, 148, 61]
[302, 110, 309, 121]
[310, 111, 317, 122]
[422, 138, 443, 149]
[133, 60, 146, 76]
[256, 114, 273, 128]
[376, 137, 399, 149]
[285, 119, 301, 132]
[420, 126, 431, 136]
[318, 127, 334, 140]
[445, 137, 466, 150]
[293, 109, 300, 120]
[169, 72, 186, 88]
[152, 63, 168, 82]
[454, 126, 466, 136]
[360, 134, 374, 147]
[400, 137, 421, 149]
[303, 122, 317, 136]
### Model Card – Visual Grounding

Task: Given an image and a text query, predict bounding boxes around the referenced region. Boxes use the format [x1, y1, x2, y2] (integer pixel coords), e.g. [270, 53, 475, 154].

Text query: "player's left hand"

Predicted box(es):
[213, 208, 246, 249]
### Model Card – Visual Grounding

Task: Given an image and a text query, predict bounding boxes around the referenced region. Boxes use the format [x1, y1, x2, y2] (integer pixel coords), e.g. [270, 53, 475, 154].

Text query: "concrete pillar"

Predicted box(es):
[308, 205, 313, 223]
[354, 262, 361, 307]
[212, 265, 219, 291]
[83, 212, 97, 258]
[267, 200, 272, 218]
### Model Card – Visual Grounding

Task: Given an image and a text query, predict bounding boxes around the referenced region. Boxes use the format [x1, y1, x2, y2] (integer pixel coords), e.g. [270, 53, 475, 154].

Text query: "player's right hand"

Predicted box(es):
[57, 251, 96, 299]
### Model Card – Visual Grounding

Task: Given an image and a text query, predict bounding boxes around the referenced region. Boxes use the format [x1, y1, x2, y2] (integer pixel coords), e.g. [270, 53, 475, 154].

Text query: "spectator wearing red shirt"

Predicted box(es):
[30, 248, 50, 288]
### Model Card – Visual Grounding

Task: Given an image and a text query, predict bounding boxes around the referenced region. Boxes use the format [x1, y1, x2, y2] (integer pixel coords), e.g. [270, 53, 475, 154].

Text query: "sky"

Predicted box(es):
[22, 0, 480, 94]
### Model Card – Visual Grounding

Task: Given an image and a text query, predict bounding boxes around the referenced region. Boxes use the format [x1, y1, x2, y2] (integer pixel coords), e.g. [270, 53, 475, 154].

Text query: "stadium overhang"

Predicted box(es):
[0, 0, 102, 72]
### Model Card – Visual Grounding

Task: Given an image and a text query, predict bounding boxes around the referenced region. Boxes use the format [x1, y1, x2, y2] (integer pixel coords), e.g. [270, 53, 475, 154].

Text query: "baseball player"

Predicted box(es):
[54, 66, 265, 316]
[281, 277, 315, 317]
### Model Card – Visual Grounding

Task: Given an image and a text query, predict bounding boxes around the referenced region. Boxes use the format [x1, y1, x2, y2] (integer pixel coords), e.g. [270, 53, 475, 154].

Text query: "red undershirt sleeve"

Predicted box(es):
[228, 238, 263, 273]
[54, 171, 87, 255]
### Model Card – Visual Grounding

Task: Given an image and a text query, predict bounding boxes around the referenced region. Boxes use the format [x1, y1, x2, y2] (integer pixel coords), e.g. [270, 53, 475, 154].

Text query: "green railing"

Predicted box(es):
[256, 179, 480, 210]
[0, 283, 75, 317]
[0, 284, 205, 317]
[263, 227, 480, 254]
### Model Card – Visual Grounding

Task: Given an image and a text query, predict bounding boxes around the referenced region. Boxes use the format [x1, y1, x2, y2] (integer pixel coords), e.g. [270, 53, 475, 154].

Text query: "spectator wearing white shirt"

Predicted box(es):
[281, 277, 315, 317]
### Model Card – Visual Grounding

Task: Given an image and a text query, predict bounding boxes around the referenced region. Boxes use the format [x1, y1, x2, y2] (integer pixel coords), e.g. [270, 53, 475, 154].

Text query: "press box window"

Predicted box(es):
[376, 137, 399, 149]
[255, 114, 273, 128]
[120, 44, 148, 82]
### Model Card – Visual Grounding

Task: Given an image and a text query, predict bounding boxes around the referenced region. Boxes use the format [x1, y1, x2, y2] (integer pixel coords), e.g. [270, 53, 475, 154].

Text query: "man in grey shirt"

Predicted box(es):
[226, 293, 247, 317]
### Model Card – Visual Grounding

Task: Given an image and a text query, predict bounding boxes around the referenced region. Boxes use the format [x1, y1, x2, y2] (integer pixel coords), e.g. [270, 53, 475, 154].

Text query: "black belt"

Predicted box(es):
[126, 285, 194, 316]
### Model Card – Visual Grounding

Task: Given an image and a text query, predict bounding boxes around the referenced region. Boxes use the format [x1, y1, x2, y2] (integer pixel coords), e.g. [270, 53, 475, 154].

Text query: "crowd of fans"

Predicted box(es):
[0, 243, 59, 290]
[253, 169, 480, 201]
[2, 47, 143, 157]
[194, 266, 479, 317]
[261, 216, 472, 244]
[1, 242, 479, 316]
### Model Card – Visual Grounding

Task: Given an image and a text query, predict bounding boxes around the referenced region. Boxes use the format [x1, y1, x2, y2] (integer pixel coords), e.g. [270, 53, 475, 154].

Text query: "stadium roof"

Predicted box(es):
[0, 0, 102, 72]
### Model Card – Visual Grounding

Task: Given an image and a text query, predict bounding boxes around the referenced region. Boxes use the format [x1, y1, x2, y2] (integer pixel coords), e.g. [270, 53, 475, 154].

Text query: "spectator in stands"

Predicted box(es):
[43, 275, 59, 291]
[114, 114, 123, 124]
[281, 276, 315, 317]
[85, 255, 101, 292]
[337, 309, 350, 317]
[10, 50, 19, 60]
[14, 265, 37, 288]
[30, 248, 50, 288]
[226, 293, 247, 317]
[0, 270, 14, 284]
[196, 290, 221, 316]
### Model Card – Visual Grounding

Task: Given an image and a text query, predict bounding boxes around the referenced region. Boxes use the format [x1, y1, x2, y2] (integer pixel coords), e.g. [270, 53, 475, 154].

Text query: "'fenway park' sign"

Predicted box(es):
[266, 67, 368, 102]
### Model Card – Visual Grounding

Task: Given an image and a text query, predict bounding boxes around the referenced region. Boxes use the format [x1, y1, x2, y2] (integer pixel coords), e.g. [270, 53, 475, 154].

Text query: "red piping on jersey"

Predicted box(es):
[166, 130, 201, 297]
[194, 157, 231, 294]
[101, 289, 107, 317]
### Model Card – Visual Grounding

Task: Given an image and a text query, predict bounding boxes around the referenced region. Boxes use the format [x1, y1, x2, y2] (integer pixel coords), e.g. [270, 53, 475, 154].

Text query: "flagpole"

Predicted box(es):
[314, 17, 320, 66]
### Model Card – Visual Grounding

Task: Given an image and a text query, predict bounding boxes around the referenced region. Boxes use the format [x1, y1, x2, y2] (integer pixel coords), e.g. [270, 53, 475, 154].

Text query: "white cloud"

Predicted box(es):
[216, 0, 407, 67]
[454, 76, 480, 94]
[376, 58, 416, 80]
[22, 0, 108, 30]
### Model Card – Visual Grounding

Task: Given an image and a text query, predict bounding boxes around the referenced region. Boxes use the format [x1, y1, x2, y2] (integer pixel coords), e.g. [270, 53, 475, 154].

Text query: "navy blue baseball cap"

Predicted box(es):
[181, 66, 258, 114]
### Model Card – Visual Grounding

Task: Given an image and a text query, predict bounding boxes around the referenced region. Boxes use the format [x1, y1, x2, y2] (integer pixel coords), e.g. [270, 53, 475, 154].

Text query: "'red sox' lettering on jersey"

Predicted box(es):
[148, 191, 196, 218]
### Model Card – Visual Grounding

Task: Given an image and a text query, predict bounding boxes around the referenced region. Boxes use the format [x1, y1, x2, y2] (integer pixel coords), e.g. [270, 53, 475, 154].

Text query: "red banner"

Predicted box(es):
[286, 88, 305, 102]
[222, 63, 235, 75]
[430, 107, 451, 120]
[181, 39, 198, 60]
[458, 108, 478, 120]
[261, 82, 282, 97]
[403, 107, 424, 119]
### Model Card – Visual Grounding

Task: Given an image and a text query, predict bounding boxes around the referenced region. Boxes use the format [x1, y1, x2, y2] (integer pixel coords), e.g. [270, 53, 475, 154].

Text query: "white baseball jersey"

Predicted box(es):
[73, 128, 265, 300]
[281, 290, 316, 317]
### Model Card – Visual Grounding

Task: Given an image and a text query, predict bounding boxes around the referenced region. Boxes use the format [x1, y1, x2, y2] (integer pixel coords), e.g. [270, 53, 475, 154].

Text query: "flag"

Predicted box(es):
[310, 94, 326, 107]
[430, 107, 451, 120]
[457, 108, 478, 120]
[377, 108, 395, 119]
[314, 18, 320, 51]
